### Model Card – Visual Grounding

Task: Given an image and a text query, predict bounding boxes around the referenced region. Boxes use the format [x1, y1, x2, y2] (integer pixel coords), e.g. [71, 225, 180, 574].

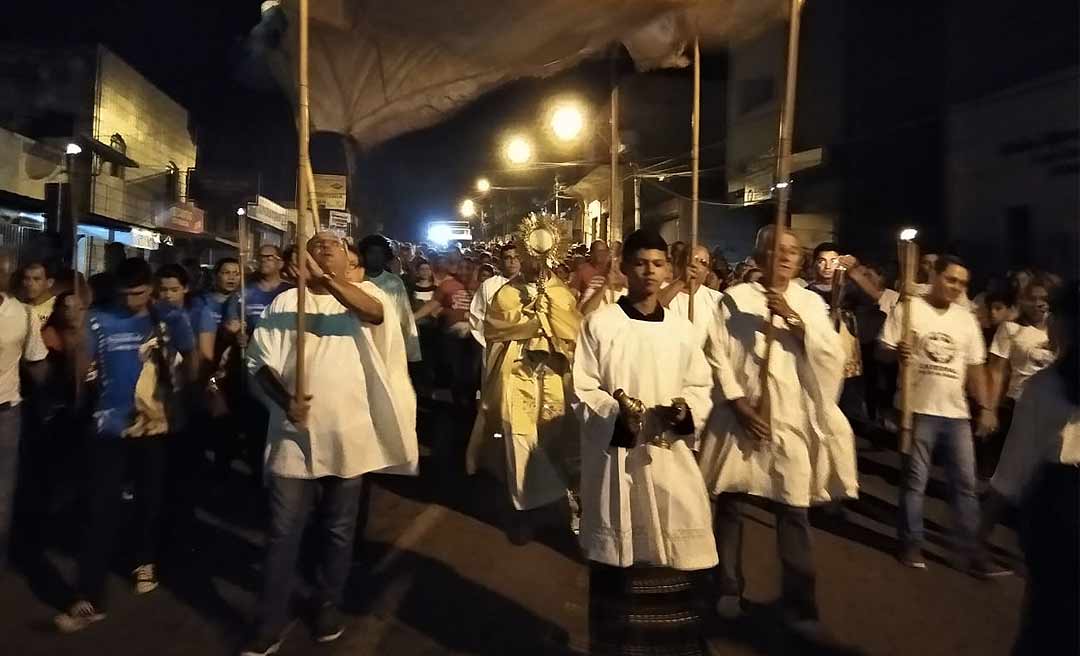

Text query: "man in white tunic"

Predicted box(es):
[358, 234, 422, 363]
[574, 228, 716, 653]
[242, 232, 416, 656]
[468, 243, 517, 348]
[698, 226, 858, 625]
[659, 243, 724, 348]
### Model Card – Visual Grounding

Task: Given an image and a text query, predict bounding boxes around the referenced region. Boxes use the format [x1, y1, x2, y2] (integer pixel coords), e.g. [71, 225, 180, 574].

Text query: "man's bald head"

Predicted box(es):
[307, 231, 349, 278]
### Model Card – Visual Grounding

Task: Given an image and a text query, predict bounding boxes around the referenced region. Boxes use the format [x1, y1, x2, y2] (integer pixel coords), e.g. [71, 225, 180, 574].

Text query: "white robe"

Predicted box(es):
[573, 302, 718, 571]
[360, 282, 419, 476]
[698, 282, 858, 507]
[666, 285, 724, 348]
[468, 274, 508, 347]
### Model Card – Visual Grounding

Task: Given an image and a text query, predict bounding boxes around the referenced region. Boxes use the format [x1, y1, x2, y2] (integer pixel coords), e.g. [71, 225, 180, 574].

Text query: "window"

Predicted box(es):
[109, 133, 126, 179]
[166, 161, 180, 202]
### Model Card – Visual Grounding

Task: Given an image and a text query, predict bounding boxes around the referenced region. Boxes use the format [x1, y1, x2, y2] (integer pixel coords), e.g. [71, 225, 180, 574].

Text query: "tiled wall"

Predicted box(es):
[90, 48, 197, 226]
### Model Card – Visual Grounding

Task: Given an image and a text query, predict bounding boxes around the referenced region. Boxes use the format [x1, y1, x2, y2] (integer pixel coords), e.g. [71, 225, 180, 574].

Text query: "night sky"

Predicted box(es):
[3, 0, 1077, 242]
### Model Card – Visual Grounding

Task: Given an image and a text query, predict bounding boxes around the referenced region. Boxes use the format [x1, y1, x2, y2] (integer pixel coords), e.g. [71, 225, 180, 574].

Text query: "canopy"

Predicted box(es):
[262, 0, 787, 147]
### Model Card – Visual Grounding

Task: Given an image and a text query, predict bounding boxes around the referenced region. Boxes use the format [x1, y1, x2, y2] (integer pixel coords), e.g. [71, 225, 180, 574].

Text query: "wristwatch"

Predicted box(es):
[784, 313, 803, 329]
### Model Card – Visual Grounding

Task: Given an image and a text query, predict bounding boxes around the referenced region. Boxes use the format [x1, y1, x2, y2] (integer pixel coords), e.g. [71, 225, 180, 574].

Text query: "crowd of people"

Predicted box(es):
[0, 220, 1075, 656]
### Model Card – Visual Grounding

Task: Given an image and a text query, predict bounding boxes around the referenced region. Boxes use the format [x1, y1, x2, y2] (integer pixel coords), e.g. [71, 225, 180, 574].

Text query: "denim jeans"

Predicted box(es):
[256, 475, 364, 636]
[899, 413, 979, 554]
[0, 405, 20, 570]
[714, 494, 818, 621]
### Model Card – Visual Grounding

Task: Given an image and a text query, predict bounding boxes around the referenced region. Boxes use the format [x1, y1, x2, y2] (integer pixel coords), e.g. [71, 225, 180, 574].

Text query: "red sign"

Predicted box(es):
[155, 202, 205, 233]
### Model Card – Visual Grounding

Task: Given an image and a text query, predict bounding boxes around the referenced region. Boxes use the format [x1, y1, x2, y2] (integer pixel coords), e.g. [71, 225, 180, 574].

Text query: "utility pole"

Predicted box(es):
[633, 169, 641, 230]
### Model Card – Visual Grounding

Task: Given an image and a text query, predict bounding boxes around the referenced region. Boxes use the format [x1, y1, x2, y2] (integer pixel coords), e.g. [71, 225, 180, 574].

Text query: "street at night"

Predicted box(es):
[0, 1, 1076, 655]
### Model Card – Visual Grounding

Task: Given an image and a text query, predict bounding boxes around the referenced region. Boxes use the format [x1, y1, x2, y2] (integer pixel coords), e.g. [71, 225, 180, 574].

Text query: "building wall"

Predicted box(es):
[945, 68, 1079, 279]
[90, 47, 197, 227]
[0, 127, 63, 200]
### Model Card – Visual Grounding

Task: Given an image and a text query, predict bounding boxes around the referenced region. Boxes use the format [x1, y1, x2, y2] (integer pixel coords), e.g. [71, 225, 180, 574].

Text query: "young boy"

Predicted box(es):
[573, 229, 716, 654]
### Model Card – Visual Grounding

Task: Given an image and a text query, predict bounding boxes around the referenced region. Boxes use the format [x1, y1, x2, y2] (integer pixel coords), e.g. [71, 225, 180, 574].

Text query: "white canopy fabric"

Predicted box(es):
[269, 0, 786, 147]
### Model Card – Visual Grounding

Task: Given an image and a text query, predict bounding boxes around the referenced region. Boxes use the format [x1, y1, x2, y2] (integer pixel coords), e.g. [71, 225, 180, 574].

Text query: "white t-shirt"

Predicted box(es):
[877, 288, 900, 317]
[0, 294, 48, 405]
[880, 296, 986, 419]
[989, 321, 1054, 401]
[666, 285, 723, 347]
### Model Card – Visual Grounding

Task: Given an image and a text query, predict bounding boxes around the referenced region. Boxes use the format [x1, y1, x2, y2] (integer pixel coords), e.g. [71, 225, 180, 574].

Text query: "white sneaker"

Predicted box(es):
[133, 563, 159, 594]
[54, 600, 106, 633]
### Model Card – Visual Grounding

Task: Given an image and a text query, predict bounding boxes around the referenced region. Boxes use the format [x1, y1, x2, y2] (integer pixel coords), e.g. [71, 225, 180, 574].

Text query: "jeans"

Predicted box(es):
[899, 413, 979, 555]
[256, 475, 364, 636]
[77, 436, 168, 607]
[0, 406, 21, 570]
[714, 494, 818, 620]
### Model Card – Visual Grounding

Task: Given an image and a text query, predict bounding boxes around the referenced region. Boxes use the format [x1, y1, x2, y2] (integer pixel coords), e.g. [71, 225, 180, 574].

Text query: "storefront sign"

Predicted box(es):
[313, 174, 347, 210]
[246, 195, 295, 232]
[155, 202, 205, 233]
[327, 210, 351, 229]
[130, 226, 171, 250]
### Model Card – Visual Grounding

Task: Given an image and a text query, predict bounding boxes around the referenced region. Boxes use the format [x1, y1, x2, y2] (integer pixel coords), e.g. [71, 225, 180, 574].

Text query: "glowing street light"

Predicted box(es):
[550, 102, 585, 142]
[476, 177, 491, 194]
[236, 207, 247, 217]
[65, 143, 82, 156]
[899, 227, 918, 241]
[504, 135, 534, 165]
[459, 198, 477, 218]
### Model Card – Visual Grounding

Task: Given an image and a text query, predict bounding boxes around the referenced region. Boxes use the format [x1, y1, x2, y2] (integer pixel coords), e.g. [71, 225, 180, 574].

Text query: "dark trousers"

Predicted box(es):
[442, 330, 481, 418]
[0, 406, 20, 570]
[976, 400, 1014, 480]
[256, 475, 364, 636]
[1014, 464, 1079, 655]
[77, 436, 167, 607]
[714, 494, 818, 620]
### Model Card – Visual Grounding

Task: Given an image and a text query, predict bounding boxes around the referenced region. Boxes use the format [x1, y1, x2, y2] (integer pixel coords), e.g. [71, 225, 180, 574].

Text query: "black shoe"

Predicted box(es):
[238, 633, 281, 656]
[899, 545, 927, 569]
[313, 603, 345, 643]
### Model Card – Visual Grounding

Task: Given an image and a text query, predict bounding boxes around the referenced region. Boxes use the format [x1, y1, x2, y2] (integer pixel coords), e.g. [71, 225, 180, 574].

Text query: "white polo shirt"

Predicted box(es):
[0, 293, 48, 405]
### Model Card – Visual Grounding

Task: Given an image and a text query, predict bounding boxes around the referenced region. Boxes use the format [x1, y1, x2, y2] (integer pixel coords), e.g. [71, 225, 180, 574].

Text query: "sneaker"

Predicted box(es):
[969, 558, 1015, 580]
[899, 545, 927, 569]
[133, 563, 158, 594]
[313, 603, 345, 643]
[716, 595, 743, 620]
[54, 600, 106, 633]
[239, 634, 282, 656]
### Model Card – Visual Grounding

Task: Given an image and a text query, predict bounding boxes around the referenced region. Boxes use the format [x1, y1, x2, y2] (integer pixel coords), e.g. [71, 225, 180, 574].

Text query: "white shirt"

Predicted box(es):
[368, 271, 422, 362]
[468, 274, 507, 347]
[666, 285, 724, 348]
[247, 284, 415, 479]
[880, 296, 985, 419]
[699, 283, 859, 507]
[990, 322, 1054, 401]
[877, 288, 900, 317]
[991, 369, 1079, 503]
[0, 294, 48, 406]
[573, 301, 717, 570]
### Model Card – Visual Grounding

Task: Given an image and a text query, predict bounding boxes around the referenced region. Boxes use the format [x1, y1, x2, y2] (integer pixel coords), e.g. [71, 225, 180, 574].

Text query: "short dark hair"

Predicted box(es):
[933, 254, 967, 275]
[813, 242, 840, 260]
[346, 242, 364, 266]
[24, 260, 54, 279]
[622, 229, 668, 261]
[257, 243, 283, 256]
[155, 263, 189, 287]
[116, 257, 152, 288]
[985, 288, 1013, 308]
[499, 243, 518, 255]
[358, 234, 393, 259]
[213, 257, 239, 275]
[479, 263, 496, 276]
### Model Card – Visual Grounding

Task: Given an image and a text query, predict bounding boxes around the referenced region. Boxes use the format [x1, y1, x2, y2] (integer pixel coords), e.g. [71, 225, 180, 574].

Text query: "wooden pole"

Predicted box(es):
[295, 0, 312, 401]
[609, 53, 621, 245]
[897, 239, 919, 454]
[238, 208, 248, 363]
[757, 0, 804, 420]
[688, 38, 701, 323]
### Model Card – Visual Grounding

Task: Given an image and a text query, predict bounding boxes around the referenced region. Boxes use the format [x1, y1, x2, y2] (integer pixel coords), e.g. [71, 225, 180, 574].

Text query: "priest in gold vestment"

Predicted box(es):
[466, 218, 582, 512]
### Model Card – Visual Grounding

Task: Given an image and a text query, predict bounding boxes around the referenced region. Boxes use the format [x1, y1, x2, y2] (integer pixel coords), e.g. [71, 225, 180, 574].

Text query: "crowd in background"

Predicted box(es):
[0, 224, 1075, 654]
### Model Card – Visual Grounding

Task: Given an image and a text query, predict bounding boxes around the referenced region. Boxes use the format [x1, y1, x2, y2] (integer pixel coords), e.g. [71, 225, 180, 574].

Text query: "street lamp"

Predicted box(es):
[504, 135, 534, 165]
[65, 143, 82, 156]
[899, 227, 918, 241]
[236, 207, 246, 217]
[459, 198, 477, 218]
[476, 177, 491, 194]
[550, 102, 586, 142]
